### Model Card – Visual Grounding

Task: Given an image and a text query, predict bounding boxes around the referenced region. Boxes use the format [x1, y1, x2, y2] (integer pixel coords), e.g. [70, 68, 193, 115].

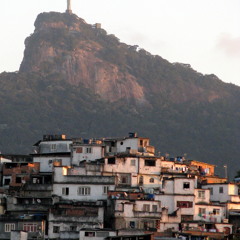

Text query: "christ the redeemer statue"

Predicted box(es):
[66, 0, 72, 14]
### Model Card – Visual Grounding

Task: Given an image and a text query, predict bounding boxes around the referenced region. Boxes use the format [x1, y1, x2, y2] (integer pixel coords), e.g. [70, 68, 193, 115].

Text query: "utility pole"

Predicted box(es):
[66, 0, 72, 14]
[224, 165, 228, 181]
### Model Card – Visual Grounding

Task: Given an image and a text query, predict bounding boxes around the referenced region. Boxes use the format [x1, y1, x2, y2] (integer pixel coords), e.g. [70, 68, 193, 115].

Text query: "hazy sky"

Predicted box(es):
[1, 0, 240, 86]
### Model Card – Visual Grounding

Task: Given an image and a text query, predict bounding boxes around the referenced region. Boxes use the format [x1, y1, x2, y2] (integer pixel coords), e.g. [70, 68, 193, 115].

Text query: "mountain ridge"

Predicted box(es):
[1, 11, 240, 178]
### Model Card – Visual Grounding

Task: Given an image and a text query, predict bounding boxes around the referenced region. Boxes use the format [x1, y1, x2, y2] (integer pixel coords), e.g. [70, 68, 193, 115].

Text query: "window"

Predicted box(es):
[70, 226, 77, 231]
[131, 159, 136, 166]
[130, 221, 135, 228]
[119, 174, 130, 184]
[108, 157, 116, 164]
[120, 142, 123, 145]
[156, 220, 160, 229]
[76, 147, 83, 153]
[149, 178, 154, 183]
[103, 186, 109, 194]
[152, 205, 158, 212]
[86, 147, 92, 153]
[213, 209, 220, 215]
[181, 215, 194, 222]
[143, 204, 150, 212]
[78, 187, 91, 195]
[121, 176, 128, 183]
[177, 201, 193, 208]
[4, 178, 11, 186]
[62, 187, 69, 196]
[53, 226, 60, 233]
[198, 190, 205, 199]
[23, 223, 38, 232]
[140, 140, 143, 146]
[139, 176, 144, 185]
[219, 186, 224, 193]
[5, 223, 15, 232]
[198, 208, 206, 215]
[16, 177, 22, 183]
[51, 144, 57, 151]
[183, 182, 190, 189]
[209, 187, 213, 195]
[145, 159, 156, 166]
[85, 232, 96, 237]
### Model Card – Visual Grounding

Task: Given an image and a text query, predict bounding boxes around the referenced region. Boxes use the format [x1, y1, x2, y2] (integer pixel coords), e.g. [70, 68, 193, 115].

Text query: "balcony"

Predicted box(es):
[133, 210, 161, 218]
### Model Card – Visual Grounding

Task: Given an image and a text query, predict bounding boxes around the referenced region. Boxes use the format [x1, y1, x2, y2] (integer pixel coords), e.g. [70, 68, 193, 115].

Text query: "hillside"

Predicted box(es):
[1, 12, 240, 178]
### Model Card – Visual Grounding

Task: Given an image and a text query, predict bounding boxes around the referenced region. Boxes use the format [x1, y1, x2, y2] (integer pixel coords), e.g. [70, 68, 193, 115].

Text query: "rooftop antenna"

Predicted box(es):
[66, 0, 72, 14]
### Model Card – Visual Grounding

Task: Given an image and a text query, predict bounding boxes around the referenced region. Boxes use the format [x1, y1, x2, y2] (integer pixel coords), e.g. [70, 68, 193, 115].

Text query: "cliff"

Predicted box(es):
[19, 12, 231, 106]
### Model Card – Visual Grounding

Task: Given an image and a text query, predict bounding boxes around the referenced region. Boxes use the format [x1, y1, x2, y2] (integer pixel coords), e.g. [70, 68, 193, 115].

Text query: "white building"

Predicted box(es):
[202, 183, 239, 203]
[104, 133, 154, 156]
[53, 167, 115, 201]
[71, 139, 104, 166]
[32, 135, 72, 172]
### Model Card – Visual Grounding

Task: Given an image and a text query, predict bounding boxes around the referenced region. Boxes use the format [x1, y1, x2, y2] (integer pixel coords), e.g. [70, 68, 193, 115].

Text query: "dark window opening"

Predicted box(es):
[85, 232, 95, 237]
[108, 157, 116, 164]
[62, 187, 69, 196]
[70, 226, 77, 231]
[16, 177, 22, 183]
[145, 159, 156, 166]
[53, 226, 60, 233]
[130, 221, 135, 228]
[183, 182, 190, 189]
[177, 201, 193, 208]
[122, 177, 127, 183]
[4, 179, 10, 185]
[149, 178, 154, 183]
[139, 176, 144, 185]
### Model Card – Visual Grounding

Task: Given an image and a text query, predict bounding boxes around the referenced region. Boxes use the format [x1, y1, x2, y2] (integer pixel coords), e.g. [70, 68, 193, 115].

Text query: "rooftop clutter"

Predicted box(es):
[0, 133, 238, 240]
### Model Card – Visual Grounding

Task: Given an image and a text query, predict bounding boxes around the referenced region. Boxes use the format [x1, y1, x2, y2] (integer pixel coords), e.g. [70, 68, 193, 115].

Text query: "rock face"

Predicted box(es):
[20, 12, 146, 104]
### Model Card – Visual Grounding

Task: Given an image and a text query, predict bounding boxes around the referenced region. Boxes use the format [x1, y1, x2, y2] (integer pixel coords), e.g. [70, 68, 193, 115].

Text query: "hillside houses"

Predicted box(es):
[0, 133, 239, 240]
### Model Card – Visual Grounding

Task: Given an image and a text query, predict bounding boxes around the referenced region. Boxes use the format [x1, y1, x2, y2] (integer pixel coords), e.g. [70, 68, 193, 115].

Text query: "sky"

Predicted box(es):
[1, 0, 240, 86]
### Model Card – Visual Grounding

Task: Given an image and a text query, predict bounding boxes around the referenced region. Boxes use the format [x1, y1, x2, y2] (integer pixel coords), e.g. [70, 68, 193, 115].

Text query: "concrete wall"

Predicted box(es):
[38, 140, 72, 154]
[194, 204, 224, 223]
[202, 184, 238, 203]
[53, 182, 114, 201]
[163, 178, 195, 195]
[156, 194, 194, 215]
[33, 156, 71, 172]
[79, 230, 117, 240]
[104, 157, 138, 174]
[139, 158, 161, 175]
[48, 208, 104, 239]
[11, 231, 28, 240]
[72, 145, 103, 165]
[194, 189, 210, 204]
[116, 139, 138, 153]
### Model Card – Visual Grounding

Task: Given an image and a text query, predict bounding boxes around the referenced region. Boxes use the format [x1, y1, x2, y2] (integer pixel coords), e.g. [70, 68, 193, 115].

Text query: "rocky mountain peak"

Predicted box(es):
[19, 12, 147, 104]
